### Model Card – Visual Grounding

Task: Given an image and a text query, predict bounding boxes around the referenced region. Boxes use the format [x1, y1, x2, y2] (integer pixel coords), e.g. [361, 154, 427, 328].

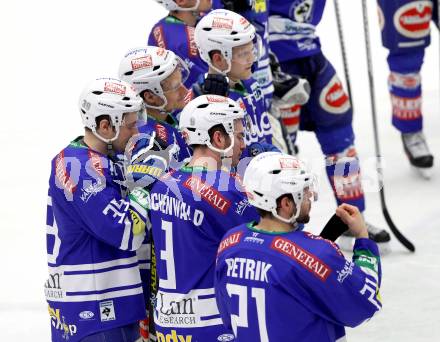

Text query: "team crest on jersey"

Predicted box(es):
[131, 55, 153, 71]
[393, 1, 432, 39]
[290, 0, 314, 23]
[319, 75, 350, 114]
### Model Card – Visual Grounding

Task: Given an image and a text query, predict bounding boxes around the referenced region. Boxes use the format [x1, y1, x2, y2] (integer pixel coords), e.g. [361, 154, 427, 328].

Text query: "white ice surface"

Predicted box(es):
[0, 0, 439, 340]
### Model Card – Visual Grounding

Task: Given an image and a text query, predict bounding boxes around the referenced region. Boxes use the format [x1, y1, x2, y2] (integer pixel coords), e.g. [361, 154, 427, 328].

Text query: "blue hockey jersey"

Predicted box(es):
[228, 79, 275, 158]
[212, 0, 275, 107]
[148, 166, 258, 341]
[45, 137, 149, 342]
[269, 0, 326, 61]
[215, 223, 382, 341]
[148, 15, 208, 89]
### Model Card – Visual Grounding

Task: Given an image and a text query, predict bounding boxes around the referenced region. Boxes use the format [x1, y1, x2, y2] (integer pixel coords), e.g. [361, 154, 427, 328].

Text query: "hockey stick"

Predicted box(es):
[319, 214, 349, 241]
[333, 0, 353, 106]
[361, 0, 415, 252]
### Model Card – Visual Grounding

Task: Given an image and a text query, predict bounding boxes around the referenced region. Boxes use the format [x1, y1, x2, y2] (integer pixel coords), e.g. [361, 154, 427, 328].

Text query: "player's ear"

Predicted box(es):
[211, 51, 227, 71]
[143, 90, 165, 107]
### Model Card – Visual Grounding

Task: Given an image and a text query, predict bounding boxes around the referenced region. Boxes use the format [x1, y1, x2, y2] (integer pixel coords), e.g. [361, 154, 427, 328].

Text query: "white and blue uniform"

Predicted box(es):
[215, 223, 383, 341]
[377, 0, 438, 133]
[149, 166, 258, 341]
[268, 0, 366, 212]
[45, 137, 148, 342]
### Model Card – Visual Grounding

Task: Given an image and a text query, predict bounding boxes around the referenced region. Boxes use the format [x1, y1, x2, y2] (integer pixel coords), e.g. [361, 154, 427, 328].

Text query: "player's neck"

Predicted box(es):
[187, 148, 222, 171]
[147, 108, 168, 122]
[83, 130, 109, 155]
[255, 217, 295, 233]
[170, 10, 198, 27]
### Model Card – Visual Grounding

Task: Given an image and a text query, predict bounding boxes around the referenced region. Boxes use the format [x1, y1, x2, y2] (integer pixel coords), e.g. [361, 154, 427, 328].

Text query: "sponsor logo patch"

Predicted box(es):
[99, 300, 116, 322]
[79, 311, 95, 320]
[279, 157, 300, 169]
[153, 26, 167, 48]
[55, 151, 77, 194]
[218, 231, 243, 255]
[131, 55, 153, 71]
[186, 26, 198, 57]
[393, 1, 432, 39]
[155, 123, 168, 144]
[271, 236, 332, 281]
[104, 82, 126, 95]
[184, 176, 231, 214]
[212, 17, 234, 30]
[206, 95, 228, 103]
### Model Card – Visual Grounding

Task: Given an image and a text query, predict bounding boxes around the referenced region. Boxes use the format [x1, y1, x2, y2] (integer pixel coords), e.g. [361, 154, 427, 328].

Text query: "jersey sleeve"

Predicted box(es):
[284, 236, 382, 328]
[66, 164, 149, 252]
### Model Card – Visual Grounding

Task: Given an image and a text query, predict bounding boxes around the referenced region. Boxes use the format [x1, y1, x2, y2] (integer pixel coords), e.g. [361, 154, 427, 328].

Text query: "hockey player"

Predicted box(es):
[212, 0, 311, 155]
[149, 0, 212, 88]
[45, 78, 162, 341]
[268, 0, 391, 248]
[194, 8, 281, 157]
[215, 152, 383, 341]
[376, 0, 436, 178]
[119, 46, 194, 340]
[149, 95, 258, 341]
[119, 46, 192, 166]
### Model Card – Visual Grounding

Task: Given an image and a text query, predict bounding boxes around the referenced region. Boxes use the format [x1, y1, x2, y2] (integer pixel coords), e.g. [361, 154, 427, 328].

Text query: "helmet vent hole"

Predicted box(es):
[197, 103, 209, 109]
[233, 38, 240, 41]
[92, 91, 103, 95]
[254, 191, 264, 197]
[125, 104, 132, 108]
[153, 66, 160, 71]
[158, 71, 165, 76]
[203, 28, 212, 31]
[124, 71, 134, 76]
[269, 170, 281, 175]
[230, 31, 238, 35]
[81, 109, 86, 114]
[122, 97, 130, 101]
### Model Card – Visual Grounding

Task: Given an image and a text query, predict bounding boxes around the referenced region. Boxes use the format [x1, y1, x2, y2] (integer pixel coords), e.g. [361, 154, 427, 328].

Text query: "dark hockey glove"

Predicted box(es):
[202, 73, 230, 96]
[221, 0, 253, 12]
[248, 142, 280, 157]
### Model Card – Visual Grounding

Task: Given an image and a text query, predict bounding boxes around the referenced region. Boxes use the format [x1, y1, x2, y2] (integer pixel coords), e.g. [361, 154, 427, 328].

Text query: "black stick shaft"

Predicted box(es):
[361, 0, 415, 252]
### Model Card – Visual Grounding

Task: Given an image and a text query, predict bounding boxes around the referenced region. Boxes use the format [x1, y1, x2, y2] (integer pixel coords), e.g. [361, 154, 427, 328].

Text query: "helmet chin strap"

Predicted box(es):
[176, 0, 200, 11]
[144, 94, 169, 111]
[271, 193, 304, 224]
[92, 127, 120, 157]
[206, 132, 235, 164]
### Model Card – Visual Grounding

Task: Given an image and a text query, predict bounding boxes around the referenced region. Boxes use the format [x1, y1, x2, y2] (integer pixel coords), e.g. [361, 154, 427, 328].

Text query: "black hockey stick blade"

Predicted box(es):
[319, 214, 349, 242]
[383, 207, 415, 252]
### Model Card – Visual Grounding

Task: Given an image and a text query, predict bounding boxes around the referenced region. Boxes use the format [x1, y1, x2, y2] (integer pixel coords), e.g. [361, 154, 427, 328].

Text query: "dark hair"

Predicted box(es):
[191, 123, 230, 150]
[256, 194, 294, 218]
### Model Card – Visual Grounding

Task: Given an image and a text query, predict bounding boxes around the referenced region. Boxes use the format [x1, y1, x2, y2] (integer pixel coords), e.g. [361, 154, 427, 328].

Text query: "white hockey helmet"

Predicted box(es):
[194, 9, 256, 74]
[118, 46, 189, 110]
[79, 77, 143, 143]
[244, 152, 317, 224]
[179, 94, 244, 154]
[153, 0, 201, 11]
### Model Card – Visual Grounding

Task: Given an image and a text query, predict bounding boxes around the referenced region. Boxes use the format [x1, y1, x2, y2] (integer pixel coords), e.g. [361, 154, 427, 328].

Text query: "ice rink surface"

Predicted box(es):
[1, 0, 439, 340]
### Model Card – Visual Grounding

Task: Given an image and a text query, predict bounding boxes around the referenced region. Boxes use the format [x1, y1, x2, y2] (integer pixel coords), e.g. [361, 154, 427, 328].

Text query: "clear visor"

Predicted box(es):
[231, 35, 262, 65]
[160, 56, 190, 94]
[302, 173, 319, 202]
[120, 107, 148, 130]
